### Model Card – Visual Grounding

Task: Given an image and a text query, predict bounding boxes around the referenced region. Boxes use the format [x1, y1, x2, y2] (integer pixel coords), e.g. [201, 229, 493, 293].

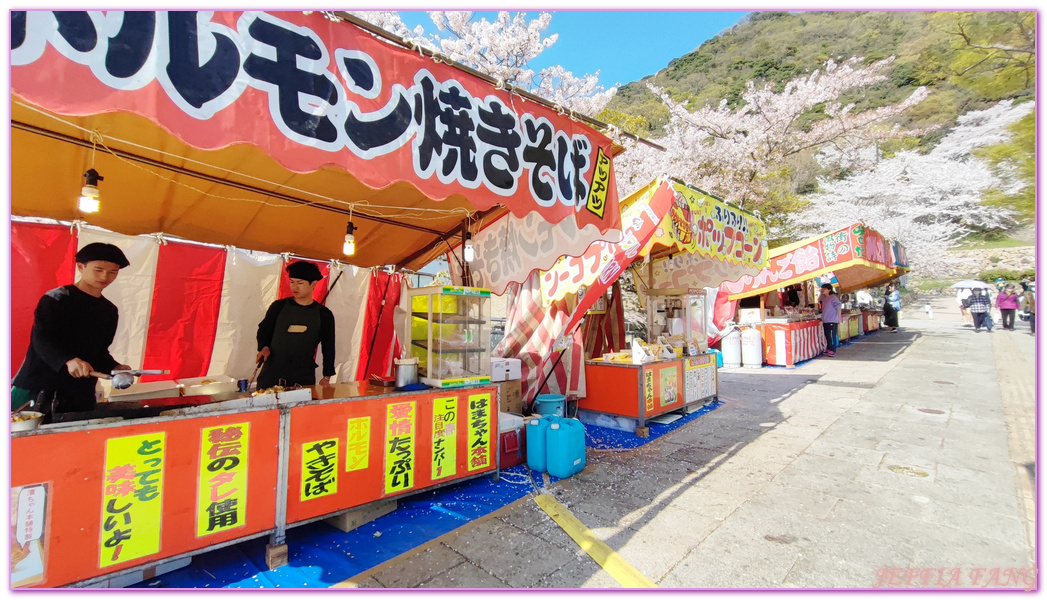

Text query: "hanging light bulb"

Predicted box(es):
[463, 232, 475, 263]
[79, 168, 103, 213]
[342, 221, 356, 256]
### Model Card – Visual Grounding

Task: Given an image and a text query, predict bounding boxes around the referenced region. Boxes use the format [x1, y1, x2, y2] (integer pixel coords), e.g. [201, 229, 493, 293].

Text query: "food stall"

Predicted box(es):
[535, 178, 768, 435]
[718, 223, 898, 366]
[10, 10, 625, 587]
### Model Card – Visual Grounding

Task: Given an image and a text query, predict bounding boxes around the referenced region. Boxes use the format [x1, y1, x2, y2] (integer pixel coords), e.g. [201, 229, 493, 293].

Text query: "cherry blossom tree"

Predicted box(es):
[611, 57, 931, 229]
[346, 11, 615, 115]
[798, 100, 1033, 272]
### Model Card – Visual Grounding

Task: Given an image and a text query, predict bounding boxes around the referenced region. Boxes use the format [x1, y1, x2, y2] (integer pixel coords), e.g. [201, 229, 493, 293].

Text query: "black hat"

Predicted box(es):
[286, 260, 323, 282]
[75, 242, 130, 268]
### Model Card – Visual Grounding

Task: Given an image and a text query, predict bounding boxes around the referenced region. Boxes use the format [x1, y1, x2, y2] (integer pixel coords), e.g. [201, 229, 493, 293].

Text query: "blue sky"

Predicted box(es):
[398, 10, 749, 90]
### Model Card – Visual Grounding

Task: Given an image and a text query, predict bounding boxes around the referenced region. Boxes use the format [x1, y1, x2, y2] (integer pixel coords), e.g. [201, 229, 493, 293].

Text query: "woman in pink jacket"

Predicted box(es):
[996, 284, 1021, 330]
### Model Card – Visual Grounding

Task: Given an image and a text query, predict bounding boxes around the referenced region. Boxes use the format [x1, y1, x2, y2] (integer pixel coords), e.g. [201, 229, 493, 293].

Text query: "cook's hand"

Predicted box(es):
[256, 347, 270, 364]
[114, 364, 131, 372]
[66, 358, 94, 378]
[319, 376, 331, 387]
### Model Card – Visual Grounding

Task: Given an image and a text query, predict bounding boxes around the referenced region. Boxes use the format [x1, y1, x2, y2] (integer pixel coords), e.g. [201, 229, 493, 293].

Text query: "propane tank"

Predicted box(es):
[741, 326, 763, 368]
[721, 324, 742, 368]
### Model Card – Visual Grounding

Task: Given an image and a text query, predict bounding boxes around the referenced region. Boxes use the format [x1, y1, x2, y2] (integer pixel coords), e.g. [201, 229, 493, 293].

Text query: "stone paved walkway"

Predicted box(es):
[340, 296, 1036, 590]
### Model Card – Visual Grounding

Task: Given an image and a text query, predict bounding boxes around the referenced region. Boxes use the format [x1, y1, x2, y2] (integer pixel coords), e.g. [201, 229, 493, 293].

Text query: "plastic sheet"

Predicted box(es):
[132, 466, 537, 589]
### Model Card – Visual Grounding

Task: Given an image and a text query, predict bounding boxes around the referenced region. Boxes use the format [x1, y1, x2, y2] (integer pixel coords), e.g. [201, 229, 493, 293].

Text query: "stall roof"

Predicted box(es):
[540, 177, 769, 316]
[720, 223, 897, 300]
[11, 10, 627, 272]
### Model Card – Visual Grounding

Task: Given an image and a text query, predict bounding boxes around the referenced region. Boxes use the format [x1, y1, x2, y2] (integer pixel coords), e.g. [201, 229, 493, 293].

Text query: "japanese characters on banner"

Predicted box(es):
[345, 417, 371, 472]
[99, 433, 166, 568]
[197, 424, 249, 537]
[644, 370, 655, 414]
[11, 484, 49, 588]
[431, 396, 459, 480]
[720, 223, 892, 299]
[301, 439, 339, 501]
[448, 212, 622, 296]
[540, 180, 675, 334]
[385, 401, 417, 494]
[466, 393, 492, 471]
[645, 184, 767, 268]
[11, 10, 619, 231]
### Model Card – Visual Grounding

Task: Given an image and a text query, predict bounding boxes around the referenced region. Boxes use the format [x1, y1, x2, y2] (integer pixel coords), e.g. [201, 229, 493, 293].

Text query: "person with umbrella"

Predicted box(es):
[967, 288, 993, 332]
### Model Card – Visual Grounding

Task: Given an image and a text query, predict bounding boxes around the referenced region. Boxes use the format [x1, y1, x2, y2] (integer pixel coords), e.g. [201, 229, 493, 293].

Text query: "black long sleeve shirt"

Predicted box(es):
[13, 285, 120, 411]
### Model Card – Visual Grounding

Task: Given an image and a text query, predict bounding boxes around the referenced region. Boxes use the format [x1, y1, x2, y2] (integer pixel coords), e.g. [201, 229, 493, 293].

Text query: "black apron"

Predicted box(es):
[257, 302, 322, 389]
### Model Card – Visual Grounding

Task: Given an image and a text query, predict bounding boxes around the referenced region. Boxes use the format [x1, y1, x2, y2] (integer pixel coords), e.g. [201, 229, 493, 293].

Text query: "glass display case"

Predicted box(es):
[646, 288, 708, 355]
[404, 286, 492, 388]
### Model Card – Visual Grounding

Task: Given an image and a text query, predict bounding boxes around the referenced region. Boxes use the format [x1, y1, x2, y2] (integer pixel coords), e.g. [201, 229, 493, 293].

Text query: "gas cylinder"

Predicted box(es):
[721, 326, 742, 368]
[741, 326, 763, 368]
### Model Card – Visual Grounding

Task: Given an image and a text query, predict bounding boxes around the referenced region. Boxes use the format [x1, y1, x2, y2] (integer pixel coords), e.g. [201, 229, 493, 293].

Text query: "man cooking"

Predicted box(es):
[12, 242, 132, 416]
[255, 261, 336, 389]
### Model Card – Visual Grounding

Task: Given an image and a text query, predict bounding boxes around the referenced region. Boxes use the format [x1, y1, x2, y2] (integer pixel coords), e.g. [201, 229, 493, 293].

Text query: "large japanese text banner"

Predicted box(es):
[285, 387, 497, 524]
[10, 410, 279, 588]
[720, 223, 894, 299]
[11, 11, 619, 232]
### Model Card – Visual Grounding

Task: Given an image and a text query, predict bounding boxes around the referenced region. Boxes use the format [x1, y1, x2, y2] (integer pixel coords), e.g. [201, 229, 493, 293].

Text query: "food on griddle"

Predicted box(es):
[252, 385, 286, 396]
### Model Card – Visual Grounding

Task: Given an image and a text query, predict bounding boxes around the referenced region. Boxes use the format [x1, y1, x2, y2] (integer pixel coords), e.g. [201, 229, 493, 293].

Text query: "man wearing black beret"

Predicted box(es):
[255, 261, 336, 389]
[12, 242, 132, 415]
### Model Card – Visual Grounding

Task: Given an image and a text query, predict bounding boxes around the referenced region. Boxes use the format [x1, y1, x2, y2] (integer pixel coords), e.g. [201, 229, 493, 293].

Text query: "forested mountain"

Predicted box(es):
[599, 10, 1034, 246]
[603, 11, 1032, 143]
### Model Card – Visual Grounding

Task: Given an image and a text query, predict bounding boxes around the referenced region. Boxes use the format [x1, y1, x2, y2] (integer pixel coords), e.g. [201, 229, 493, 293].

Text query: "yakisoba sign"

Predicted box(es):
[11, 10, 619, 231]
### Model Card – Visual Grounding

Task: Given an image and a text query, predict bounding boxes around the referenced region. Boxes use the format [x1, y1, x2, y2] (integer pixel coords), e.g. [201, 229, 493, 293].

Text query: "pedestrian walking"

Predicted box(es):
[1021, 283, 1035, 335]
[819, 283, 842, 356]
[996, 285, 1020, 330]
[957, 288, 973, 325]
[968, 288, 993, 332]
[882, 284, 900, 332]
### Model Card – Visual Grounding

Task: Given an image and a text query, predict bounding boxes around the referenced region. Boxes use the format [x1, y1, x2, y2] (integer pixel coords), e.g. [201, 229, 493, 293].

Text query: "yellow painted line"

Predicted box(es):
[533, 493, 657, 588]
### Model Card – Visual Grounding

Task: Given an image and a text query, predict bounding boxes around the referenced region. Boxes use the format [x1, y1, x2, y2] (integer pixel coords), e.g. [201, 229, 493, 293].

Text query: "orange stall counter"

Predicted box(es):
[579, 355, 718, 435]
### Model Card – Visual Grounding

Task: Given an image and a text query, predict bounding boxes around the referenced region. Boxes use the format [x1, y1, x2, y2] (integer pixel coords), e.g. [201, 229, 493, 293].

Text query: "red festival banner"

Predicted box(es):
[540, 180, 676, 333]
[11, 10, 619, 232]
[720, 223, 895, 300]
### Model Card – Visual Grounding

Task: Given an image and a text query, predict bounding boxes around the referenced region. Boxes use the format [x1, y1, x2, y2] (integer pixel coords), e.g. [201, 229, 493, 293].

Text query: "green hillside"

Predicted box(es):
[602, 11, 1033, 144]
[599, 10, 1034, 235]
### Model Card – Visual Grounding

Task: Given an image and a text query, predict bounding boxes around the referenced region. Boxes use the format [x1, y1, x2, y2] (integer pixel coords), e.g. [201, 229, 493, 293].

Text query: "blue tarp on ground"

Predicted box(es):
[133, 401, 723, 588]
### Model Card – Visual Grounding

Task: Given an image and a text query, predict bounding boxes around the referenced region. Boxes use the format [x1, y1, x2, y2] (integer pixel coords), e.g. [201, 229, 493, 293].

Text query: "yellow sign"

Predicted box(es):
[301, 439, 338, 501]
[345, 417, 371, 472]
[99, 433, 166, 568]
[385, 402, 417, 494]
[644, 370, 655, 413]
[586, 147, 611, 219]
[431, 396, 459, 480]
[197, 423, 250, 537]
[466, 393, 492, 472]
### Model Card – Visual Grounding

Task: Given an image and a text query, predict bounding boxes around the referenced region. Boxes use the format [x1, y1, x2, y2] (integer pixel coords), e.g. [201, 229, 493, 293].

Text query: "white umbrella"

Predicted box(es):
[951, 279, 994, 289]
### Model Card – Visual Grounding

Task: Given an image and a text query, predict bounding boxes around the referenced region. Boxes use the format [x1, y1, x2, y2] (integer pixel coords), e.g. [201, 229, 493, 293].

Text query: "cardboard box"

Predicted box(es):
[324, 499, 397, 533]
[491, 357, 522, 382]
[498, 380, 523, 414]
[738, 308, 766, 324]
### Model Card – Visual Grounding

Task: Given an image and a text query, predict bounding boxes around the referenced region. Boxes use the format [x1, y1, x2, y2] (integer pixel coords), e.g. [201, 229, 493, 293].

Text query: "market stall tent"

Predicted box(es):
[719, 223, 898, 301]
[11, 10, 622, 271]
[11, 10, 628, 382]
[492, 177, 769, 408]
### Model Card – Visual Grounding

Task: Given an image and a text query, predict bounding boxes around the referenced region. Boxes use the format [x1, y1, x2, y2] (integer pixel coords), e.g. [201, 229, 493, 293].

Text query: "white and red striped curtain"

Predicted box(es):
[10, 221, 403, 384]
[493, 272, 585, 408]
